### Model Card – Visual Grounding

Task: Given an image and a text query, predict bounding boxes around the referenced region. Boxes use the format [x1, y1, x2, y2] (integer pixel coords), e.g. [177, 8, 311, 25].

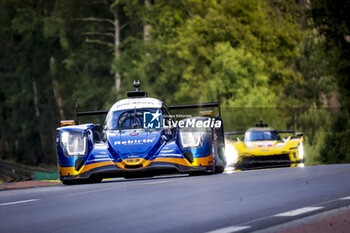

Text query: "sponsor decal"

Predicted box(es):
[157, 154, 182, 157]
[126, 158, 141, 163]
[114, 138, 156, 145]
[116, 101, 159, 109]
[161, 149, 175, 153]
[89, 158, 112, 162]
[144, 110, 162, 129]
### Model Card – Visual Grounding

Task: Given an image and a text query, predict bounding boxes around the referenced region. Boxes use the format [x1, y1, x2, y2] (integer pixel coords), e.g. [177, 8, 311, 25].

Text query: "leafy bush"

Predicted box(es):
[320, 111, 350, 163]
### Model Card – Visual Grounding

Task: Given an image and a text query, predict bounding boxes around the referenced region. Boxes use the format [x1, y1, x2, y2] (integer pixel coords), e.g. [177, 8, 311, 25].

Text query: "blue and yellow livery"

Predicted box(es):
[56, 82, 226, 184]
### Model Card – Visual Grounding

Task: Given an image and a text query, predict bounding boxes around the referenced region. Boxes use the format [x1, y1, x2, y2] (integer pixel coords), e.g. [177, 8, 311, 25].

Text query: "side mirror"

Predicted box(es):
[162, 135, 169, 142]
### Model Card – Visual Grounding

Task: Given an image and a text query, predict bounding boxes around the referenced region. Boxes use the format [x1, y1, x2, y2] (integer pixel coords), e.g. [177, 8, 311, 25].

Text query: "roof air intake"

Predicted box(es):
[127, 80, 148, 98]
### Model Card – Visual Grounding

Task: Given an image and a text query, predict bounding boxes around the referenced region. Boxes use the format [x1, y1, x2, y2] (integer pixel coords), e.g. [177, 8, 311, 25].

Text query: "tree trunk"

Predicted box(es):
[32, 79, 46, 165]
[50, 57, 66, 120]
[113, 9, 121, 92]
[144, 0, 151, 42]
[298, 0, 310, 8]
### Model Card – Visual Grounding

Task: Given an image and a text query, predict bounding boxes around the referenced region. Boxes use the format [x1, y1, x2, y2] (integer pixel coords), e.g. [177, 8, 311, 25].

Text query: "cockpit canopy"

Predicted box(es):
[244, 130, 281, 142]
[104, 96, 167, 130]
[105, 108, 164, 130]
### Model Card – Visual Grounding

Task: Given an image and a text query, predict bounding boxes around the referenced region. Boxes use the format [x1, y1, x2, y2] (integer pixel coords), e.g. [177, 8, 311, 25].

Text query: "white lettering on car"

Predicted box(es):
[114, 138, 156, 145]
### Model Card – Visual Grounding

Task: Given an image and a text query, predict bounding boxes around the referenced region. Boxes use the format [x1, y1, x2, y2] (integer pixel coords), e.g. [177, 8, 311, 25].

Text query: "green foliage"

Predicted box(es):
[320, 111, 350, 164]
[285, 27, 337, 107]
[297, 106, 333, 165]
[304, 131, 325, 165]
[221, 108, 289, 134]
[210, 43, 277, 107]
[311, 0, 350, 107]
[298, 105, 332, 142]
[140, 0, 303, 105]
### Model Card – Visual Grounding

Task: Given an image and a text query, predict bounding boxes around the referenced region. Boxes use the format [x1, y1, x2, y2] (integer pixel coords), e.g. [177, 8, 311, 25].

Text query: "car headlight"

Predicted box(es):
[60, 130, 87, 157]
[224, 143, 238, 166]
[298, 142, 304, 160]
[179, 131, 205, 148]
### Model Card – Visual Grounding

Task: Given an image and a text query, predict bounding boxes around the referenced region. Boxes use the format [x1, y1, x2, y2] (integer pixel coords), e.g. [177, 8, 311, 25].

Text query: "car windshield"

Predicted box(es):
[244, 131, 281, 142]
[105, 108, 163, 130]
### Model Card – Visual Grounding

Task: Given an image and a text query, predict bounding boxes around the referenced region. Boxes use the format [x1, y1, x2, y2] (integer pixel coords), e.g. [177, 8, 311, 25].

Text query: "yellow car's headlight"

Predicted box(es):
[298, 142, 304, 160]
[224, 143, 238, 165]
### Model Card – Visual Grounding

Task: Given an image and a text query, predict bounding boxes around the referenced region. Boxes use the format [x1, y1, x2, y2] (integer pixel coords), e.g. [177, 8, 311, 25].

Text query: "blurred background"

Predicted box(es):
[0, 0, 349, 182]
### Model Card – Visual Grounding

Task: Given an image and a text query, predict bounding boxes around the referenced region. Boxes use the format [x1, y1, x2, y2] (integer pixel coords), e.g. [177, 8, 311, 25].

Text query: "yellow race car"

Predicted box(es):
[225, 121, 304, 169]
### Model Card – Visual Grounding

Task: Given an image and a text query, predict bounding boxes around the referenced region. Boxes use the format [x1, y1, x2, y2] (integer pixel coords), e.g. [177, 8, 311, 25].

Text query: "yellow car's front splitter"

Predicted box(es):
[235, 153, 302, 170]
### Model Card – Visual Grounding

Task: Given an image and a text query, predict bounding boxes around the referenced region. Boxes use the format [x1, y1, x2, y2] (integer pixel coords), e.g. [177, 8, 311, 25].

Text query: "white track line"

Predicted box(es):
[144, 181, 171, 185]
[0, 199, 39, 206]
[206, 226, 250, 233]
[274, 207, 323, 217]
[210, 196, 350, 233]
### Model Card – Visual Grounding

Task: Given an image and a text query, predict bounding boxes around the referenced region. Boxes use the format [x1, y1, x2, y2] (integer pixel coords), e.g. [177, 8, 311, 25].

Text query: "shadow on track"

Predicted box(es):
[101, 173, 190, 184]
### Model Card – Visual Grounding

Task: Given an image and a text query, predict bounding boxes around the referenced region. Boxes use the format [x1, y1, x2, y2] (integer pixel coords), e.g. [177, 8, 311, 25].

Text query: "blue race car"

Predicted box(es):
[56, 81, 226, 184]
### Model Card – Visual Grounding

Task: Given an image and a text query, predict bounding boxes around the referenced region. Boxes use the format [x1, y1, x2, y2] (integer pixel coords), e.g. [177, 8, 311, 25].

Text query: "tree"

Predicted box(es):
[0, 0, 60, 164]
[133, 0, 303, 106]
[311, 0, 350, 107]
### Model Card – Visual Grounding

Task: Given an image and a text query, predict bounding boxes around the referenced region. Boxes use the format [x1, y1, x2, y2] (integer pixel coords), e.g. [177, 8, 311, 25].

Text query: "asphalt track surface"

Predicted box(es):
[1, 164, 350, 233]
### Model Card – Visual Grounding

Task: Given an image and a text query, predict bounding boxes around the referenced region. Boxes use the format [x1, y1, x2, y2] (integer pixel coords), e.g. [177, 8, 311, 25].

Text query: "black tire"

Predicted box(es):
[88, 176, 103, 183]
[61, 177, 102, 185]
[215, 165, 225, 174]
[188, 171, 212, 176]
[61, 179, 80, 185]
[188, 166, 215, 176]
[214, 132, 226, 174]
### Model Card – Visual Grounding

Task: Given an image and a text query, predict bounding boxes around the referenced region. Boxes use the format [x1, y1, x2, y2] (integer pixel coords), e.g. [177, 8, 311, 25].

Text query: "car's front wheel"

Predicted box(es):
[214, 164, 225, 173]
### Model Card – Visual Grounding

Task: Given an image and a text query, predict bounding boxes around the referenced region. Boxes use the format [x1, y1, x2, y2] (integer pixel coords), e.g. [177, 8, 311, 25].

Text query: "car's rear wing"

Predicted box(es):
[75, 87, 221, 120]
[74, 102, 221, 124]
[224, 130, 303, 141]
[225, 130, 297, 135]
[168, 89, 222, 116]
[74, 100, 221, 124]
[224, 131, 244, 142]
[77, 110, 108, 117]
[168, 102, 221, 116]
[61, 82, 222, 125]
[278, 130, 304, 138]
[224, 131, 245, 136]
[278, 130, 294, 134]
[76, 103, 220, 114]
